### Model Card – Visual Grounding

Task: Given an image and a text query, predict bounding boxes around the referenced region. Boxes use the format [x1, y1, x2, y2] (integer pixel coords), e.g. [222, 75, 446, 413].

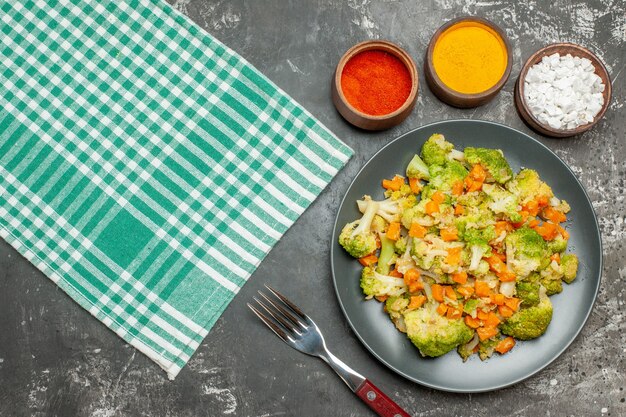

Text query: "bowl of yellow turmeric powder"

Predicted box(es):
[425, 17, 512, 108]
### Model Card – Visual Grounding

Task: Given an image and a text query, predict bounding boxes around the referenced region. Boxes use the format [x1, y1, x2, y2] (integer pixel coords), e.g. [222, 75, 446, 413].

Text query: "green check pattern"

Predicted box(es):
[0, 0, 352, 378]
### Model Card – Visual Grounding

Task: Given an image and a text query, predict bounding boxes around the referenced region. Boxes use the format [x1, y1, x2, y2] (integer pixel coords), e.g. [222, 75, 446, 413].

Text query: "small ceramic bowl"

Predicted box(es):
[332, 40, 419, 131]
[515, 43, 612, 138]
[424, 17, 512, 108]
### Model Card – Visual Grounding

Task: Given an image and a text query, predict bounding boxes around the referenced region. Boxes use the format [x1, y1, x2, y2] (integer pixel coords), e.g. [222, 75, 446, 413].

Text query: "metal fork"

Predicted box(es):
[248, 285, 411, 417]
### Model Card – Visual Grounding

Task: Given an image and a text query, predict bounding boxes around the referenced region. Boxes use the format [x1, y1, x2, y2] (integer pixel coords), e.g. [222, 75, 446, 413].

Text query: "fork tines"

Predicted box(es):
[247, 285, 309, 343]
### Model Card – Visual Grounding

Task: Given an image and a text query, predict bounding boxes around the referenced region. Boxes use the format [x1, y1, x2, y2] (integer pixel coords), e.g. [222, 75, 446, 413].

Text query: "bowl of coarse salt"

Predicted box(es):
[515, 43, 611, 138]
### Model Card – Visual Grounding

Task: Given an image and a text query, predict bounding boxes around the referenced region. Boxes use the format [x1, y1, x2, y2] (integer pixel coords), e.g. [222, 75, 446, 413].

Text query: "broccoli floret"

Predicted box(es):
[406, 154, 430, 180]
[478, 338, 499, 360]
[463, 147, 513, 184]
[421, 134, 454, 167]
[456, 192, 486, 208]
[561, 254, 579, 284]
[501, 292, 553, 340]
[400, 204, 431, 230]
[459, 225, 497, 243]
[376, 233, 396, 275]
[394, 235, 408, 255]
[463, 299, 480, 315]
[454, 206, 495, 235]
[505, 227, 549, 278]
[457, 334, 479, 361]
[539, 259, 564, 295]
[516, 275, 540, 307]
[404, 302, 473, 357]
[410, 238, 436, 270]
[548, 234, 568, 254]
[428, 161, 468, 192]
[482, 183, 522, 223]
[540, 276, 563, 295]
[339, 197, 379, 258]
[507, 169, 554, 205]
[360, 267, 407, 298]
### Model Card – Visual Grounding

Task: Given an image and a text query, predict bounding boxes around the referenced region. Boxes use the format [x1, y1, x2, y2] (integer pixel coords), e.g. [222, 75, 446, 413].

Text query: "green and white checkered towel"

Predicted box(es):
[0, 0, 352, 379]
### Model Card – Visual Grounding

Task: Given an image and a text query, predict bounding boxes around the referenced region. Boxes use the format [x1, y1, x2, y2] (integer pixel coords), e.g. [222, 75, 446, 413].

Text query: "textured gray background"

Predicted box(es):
[1, 0, 625, 416]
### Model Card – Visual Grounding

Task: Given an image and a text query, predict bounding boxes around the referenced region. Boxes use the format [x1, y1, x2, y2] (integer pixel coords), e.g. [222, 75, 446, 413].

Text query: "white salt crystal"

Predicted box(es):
[524, 52, 605, 130]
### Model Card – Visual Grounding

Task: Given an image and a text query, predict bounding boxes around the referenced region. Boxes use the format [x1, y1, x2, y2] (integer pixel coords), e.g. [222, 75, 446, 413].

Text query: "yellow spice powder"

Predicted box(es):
[433, 22, 507, 94]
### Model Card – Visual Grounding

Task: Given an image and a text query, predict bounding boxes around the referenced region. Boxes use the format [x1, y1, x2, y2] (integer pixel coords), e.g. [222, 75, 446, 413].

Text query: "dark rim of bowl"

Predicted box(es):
[334, 40, 419, 120]
[330, 119, 603, 393]
[426, 16, 513, 99]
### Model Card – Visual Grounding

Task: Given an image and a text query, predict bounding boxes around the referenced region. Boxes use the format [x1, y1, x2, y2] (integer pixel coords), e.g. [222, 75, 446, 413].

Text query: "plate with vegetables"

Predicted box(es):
[331, 119, 601, 392]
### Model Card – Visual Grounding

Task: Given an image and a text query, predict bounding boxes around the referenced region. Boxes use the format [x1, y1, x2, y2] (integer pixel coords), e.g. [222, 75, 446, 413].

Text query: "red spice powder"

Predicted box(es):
[340, 50, 412, 116]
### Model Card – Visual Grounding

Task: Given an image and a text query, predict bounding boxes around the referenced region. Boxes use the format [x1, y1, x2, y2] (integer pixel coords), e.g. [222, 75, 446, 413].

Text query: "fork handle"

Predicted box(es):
[355, 379, 412, 417]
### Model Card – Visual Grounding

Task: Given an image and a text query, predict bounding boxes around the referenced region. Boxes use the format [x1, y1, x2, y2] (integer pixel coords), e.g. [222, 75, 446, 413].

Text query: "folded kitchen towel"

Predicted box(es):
[0, 0, 353, 378]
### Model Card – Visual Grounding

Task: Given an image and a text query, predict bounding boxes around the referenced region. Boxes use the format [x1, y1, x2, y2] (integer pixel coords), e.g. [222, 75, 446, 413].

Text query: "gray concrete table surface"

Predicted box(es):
[1, 0, 624, 416]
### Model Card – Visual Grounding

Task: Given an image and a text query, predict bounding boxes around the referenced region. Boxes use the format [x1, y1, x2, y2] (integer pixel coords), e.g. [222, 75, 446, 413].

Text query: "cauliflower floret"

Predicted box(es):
[404, 302, 473, 357]
[482, 183, 522, 223]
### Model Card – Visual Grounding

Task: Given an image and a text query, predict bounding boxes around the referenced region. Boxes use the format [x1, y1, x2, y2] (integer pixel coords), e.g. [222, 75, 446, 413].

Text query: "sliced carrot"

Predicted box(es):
[444, 285, 457, 301]
[409, 177, 422, 194]
[543, 207, 567, 223]
[445, 246, 462, 265]
[408, 223, 427, 238]
[452, 180, 464, 196]
[484, 312, 501, 327]
[358, 254, 378, 267]
[556, 224, 570, 239]
[407, 295, 426, 310]
[528, 219, 540, 228]
[431, 284, 444, 302]
[431, 191, 445, 204]
[534, 222, 558, 240]
[436, 303, 448, 316]
[474, 281, 492, 297]
[454, 204, 465, 215]
[550, 253, 561, 263]
[477, 326, 498, 341]
[536, 195, 550, 208]
[490, 293, 505, 306]
[464, 176, 483, 192]
[452, 271, 468, 285]
[375, 295, 388, 302]
[440, 227, 458, 241]
[425, 200, 439, 215]
[476, 309, 489, 321]
[494, 221, 512, 236]
[486, 255, 506, 274]
[493, 251, 507, 262]
[404, 269, 423, 293]
[498, 304, 515, 318]
[469, 164, 487, 182]
[523, 199, 540, 216]
[457, 286, 475, 298]
[389, 268, 403, 278]
[465, 315, 481, 329]
[386, 222, 401, 241]
[497, 269, 517, 282]
[504, 297, 521, 312]
[382, 175, 404, 191]
[447, 306, 463, 320]
[495, 337, 516, 354]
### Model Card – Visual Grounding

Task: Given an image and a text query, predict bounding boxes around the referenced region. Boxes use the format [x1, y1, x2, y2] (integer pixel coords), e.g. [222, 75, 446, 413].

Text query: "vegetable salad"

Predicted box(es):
[339, 134, 579, 360]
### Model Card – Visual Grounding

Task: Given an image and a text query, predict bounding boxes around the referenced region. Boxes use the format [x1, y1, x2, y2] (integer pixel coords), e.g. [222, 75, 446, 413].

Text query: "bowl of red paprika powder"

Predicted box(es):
[332, 40, 419, 131]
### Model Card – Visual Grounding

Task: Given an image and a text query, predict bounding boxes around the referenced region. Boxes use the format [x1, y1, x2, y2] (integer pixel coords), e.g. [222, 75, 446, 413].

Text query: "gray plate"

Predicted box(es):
[331, 120, 602, 393]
